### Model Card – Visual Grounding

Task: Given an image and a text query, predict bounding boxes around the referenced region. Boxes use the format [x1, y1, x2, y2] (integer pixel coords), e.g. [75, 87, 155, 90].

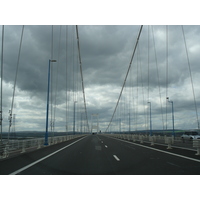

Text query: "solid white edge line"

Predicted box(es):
[104, 136, 200, 163]
[113, 155, 120, 161]
[9, 136, 88, 175]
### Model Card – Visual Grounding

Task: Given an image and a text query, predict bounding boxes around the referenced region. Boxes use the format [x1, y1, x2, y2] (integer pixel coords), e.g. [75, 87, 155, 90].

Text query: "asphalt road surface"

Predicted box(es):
[1, 134, 200, 175]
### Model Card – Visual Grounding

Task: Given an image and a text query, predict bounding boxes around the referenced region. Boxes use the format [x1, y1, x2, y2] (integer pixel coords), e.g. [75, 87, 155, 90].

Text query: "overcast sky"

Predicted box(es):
[1, 25, 200, 133]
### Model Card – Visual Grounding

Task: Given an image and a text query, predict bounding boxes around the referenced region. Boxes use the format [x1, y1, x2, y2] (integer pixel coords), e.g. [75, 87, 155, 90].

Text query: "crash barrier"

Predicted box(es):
[105, 133, 200, 156]
[104, 133, 184, 149]
[193, 140, 200, 155]
[0, 134, 85, 159]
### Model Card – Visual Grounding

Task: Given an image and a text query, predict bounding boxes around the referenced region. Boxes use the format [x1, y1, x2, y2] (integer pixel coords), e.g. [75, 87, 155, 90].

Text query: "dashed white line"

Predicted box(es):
[105, 136, 200, 163]
[105, 145, 108, 148]
[101, 141, 103, 143]
[113, 155, 120, 161]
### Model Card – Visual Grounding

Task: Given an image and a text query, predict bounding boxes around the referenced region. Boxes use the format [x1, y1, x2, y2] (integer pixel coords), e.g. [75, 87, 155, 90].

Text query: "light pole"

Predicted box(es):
[44, 59, 56, 146]
[73, 101, 77, 135]
[168, 99, 175, 138]
[128, 113, 130, 134]
[148, 102, 152, 136]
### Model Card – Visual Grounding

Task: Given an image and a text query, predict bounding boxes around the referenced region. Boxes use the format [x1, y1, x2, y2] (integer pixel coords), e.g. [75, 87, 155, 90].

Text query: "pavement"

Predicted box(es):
[1, 134, 200, 175]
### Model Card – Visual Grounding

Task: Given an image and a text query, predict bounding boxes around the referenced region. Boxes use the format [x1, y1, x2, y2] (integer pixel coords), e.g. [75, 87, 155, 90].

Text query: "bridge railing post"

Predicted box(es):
[165, 136, 173, 149]
[21, 140, 26, 153]
[193, 139, 200, 155]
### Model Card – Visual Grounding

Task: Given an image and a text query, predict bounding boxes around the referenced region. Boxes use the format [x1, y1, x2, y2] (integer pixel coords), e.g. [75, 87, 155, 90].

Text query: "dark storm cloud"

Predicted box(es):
[1, 25, 200, 131]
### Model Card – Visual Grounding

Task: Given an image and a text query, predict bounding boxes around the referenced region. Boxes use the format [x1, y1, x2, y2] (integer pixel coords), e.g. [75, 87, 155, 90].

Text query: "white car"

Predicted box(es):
[181, 131, 200, 141]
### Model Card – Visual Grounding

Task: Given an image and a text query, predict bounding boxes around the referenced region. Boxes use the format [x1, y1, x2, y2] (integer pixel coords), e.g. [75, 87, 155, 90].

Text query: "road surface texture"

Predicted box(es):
[1, 134, 200, 175]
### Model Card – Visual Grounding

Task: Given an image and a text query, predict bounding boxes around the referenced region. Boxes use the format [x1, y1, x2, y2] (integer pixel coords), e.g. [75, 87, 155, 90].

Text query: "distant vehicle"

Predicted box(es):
[181, 131, 200, 141]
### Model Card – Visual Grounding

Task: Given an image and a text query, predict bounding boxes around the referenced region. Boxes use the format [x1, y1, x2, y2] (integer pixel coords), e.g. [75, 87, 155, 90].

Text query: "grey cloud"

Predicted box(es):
[1, 25, 200, 132]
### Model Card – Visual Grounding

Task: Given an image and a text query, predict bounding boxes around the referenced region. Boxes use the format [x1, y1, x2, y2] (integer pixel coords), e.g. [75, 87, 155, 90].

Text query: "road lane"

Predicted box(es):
[13, 135, 120, 175]
[2, 134, 200, 175]
[98, 135, 200, 174]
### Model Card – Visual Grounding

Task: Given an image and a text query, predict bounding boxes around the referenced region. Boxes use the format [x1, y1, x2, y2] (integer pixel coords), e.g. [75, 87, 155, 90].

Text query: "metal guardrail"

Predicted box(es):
[104, 133, 200, 155]
[0, 134, 85, 159]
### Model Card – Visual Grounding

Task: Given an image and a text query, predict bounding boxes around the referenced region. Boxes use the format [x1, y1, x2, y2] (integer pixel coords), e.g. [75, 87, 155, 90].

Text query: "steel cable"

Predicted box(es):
[8, 25, 24, 137]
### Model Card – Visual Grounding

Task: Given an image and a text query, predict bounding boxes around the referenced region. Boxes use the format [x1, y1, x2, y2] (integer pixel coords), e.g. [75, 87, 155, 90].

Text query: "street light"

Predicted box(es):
[73, 101, 77, 135]
[168, 99, 175, 138]
[44, 59, 56, 146]
[148, 102, 152, 136]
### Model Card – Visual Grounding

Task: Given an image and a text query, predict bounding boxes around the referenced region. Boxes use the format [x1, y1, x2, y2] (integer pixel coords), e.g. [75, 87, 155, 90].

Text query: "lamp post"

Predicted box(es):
[128, 113, 130, 134]
[73, 101, 77, 135]
[44, 59, 56, 146]
[168, 99, 175, 138]
[148, 102, 152, 136]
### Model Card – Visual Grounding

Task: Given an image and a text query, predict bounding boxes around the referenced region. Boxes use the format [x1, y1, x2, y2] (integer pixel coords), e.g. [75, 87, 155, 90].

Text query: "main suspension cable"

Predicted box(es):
[8, 25, 25, 137]
[105, 25, 143, 132]
[75, 25, 89, 132]
[182, 25, 199, 129]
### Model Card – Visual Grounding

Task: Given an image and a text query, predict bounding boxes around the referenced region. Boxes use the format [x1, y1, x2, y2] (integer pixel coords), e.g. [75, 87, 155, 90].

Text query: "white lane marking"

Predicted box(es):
[9, 136, 88, 175]
[167, 162, 180, 168]
[105, 145, 108, 148]
[103, 136, 200, 163]
[101, 141, 103, 143]
[113, 155, 120, 161]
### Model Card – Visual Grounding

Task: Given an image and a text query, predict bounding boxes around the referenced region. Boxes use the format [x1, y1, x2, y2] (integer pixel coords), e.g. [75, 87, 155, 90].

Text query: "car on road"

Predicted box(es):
[181, 131, 200, 141]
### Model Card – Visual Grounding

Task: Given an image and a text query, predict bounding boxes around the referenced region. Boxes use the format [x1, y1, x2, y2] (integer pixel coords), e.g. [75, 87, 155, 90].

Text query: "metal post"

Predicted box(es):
[148, 102, 152, 136]
[128, 113, 130, 134]
[97, 114, 99, 134]
[44, 59, 56, 146]
[169, 100, 175, 138]
[73, 101, 77, 135]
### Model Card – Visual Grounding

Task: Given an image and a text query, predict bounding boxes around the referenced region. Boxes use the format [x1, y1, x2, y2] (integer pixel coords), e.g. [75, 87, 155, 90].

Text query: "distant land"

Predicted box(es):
[1, 131, 78, 139]
[0, 129, 187, 139]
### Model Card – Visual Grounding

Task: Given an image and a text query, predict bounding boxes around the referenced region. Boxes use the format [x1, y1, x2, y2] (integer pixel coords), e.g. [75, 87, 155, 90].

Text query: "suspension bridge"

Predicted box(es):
[1, 25, 200, 175]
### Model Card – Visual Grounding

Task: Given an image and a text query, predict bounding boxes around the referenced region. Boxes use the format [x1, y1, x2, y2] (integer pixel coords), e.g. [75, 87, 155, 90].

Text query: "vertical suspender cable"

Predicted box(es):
[136, 48, 139, 131]
[75, 25, 89, 132]
[0, 25, 4, 143]
[65, 25, 68, 133]
[151, 26, 164, 130]
[105, 25, 143, 132]
[147, 25, 150, 103]
[50, 25, 54, 137]
[182, 25, 199, 129]
[8, 25, 24, 139]
[166, 25, 168, 130]
[147, 25, 150, 133]
[53, 25, 62, 134]
[138, 44, 147, 131]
